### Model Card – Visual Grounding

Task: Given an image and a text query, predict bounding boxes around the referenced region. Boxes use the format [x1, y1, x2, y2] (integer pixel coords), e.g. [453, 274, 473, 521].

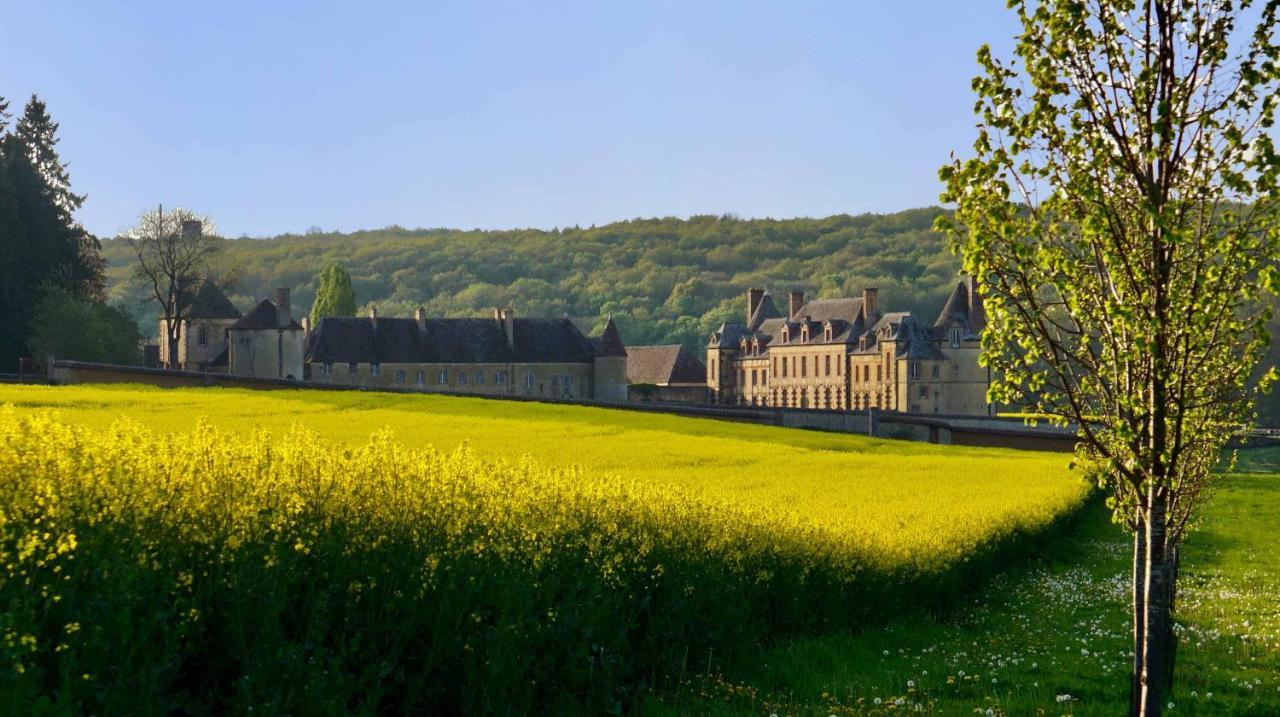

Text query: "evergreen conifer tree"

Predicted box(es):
[15, 94, 84, 218]
[310, 264, 358, 323]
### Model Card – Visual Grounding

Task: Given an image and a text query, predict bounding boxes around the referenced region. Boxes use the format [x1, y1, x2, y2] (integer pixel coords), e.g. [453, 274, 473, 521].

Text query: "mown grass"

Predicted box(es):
[643, 474, 1280, 716]
[0, 384, 1092, 713]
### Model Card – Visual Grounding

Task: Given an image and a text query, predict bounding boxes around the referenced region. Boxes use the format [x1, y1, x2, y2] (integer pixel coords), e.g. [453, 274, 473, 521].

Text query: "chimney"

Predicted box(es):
[862, 287, 878, 321]
[275, 288, 291, 327]
[369, 305, 378, 327]
[500, 307, 514, 348]
[747, 288, 764, 324]
[788, 290, 805, 320]
[415, 307, 427, 331]
[301, 316, 310, 340]
[181, 220, 202, 241]
[963, 275, 985, 330]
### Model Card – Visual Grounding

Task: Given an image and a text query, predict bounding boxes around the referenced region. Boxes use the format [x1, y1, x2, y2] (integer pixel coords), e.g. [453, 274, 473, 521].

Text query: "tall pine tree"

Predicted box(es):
[16, 94, 84, 218]
[0, 93, 103, 371]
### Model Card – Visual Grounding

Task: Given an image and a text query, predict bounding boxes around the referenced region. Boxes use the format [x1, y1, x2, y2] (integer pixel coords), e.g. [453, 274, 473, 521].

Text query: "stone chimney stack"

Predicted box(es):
[862, 287, 878, 321]
[788, 290, 805, 320]
[415, 307, 427, 331]
[499, 307, 514, 348]
[747, 288, 764, 324]
[181, 220, 202, 241]
[275, 288, 291, 327]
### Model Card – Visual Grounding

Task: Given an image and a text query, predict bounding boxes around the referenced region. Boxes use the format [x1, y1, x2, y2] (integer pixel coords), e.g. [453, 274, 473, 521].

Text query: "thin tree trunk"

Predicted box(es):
[1130, 511, 1147, 717]
[1163, 545, 1180, 690]
[1140, 490, 1171, 717]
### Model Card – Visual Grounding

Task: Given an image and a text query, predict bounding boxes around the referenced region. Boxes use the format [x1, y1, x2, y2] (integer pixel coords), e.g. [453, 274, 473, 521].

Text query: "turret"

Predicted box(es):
[593, 317, 628, 402]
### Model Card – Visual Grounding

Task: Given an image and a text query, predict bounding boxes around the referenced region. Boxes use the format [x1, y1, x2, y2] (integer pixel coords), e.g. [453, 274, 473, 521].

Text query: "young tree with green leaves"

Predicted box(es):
[310, 263, 357, 323]
[27, 287, 143, 366]
[938, 2, 1280, 715]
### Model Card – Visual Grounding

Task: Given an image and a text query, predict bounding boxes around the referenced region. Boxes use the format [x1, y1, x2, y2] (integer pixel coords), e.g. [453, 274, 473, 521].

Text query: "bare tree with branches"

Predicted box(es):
[123, 205, 224, 369]
[938, 1, 1280, 715]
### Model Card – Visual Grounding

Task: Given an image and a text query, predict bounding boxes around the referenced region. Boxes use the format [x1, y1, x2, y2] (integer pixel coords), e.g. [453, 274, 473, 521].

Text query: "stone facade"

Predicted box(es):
[708, 277, 991, 415]
[156, 281, 242, 372]
[304, 308, 629, 401]
[227, 289, 306, 380]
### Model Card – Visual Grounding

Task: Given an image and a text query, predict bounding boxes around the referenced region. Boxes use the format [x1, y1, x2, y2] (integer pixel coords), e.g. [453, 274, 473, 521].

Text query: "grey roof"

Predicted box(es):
[708, 322, 752, 348]
[231, 299, 302, 331]
[184, 281, 241, 320]
[626, 344, 706, 385]
[795, 297, 862, 324]
[306, 316, 597, 364]
[747, 294, 783, 329]
[934, 278, 985, 335]
[595, 317, 627, 357]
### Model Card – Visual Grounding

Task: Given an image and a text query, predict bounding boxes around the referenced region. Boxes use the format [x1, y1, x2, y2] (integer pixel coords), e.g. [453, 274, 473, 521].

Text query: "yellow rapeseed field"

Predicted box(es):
[0, 385, 1089, 713]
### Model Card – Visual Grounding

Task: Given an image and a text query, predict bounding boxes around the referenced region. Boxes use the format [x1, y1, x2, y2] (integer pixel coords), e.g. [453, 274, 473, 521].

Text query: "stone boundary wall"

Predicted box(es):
[46, 360, 1078, 452]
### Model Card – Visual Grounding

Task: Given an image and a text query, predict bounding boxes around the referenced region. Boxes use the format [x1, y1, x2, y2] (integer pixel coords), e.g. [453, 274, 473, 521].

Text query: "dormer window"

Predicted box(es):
[800, 325, 809, 342]
[823, 323, 833, 342]
[949, 326, 962, 348]
[782, 327, 790, 343]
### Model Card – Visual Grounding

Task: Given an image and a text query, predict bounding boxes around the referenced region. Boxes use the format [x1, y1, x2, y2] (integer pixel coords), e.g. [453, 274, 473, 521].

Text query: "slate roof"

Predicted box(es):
[626, 344, 707, 385]
[933, 278, 986, 335]
[230, 299, 303, 331]
[595, 317, 627, 357]
[747, 294, 782, 330]
[184, 281, 241, 320]
[305, 316, 599, 365]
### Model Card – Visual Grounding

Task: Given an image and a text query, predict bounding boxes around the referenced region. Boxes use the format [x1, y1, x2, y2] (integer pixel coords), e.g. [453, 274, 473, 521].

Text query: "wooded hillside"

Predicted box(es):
[100, 207, 963, 350]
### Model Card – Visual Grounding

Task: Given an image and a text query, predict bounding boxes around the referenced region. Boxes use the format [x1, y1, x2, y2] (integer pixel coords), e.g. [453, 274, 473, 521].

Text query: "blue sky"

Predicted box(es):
[1, 2, 1020, 237]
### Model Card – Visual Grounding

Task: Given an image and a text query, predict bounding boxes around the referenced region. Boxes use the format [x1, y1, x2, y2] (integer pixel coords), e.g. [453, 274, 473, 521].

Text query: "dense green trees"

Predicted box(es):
[101, 208, 965, 350]
[0, 93, 104, 372]
[310, 263, 357, 322]
[27, 288, 142, 365]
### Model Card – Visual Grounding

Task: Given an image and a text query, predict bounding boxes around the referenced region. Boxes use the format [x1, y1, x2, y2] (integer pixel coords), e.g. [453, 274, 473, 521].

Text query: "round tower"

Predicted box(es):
[593, 317, 628, 402]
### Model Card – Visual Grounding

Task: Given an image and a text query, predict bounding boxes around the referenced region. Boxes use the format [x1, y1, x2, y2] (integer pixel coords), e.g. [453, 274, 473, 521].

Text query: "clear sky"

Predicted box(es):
[1, 1, 1021, 238]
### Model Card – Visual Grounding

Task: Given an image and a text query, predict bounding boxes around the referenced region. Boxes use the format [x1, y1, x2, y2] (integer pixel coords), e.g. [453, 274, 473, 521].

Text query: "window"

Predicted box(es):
[552, 375, 560, 388]
[458, 371, 467, 385]
[919, 385, 928, 398]
[370, 363, 381, 376]
[496, 371, 507, 385]
[909, 362, 920, 380]
[525, 372, 535, 388]
[474, 370, 484, 385]
[395, 370, 406, 383]
[864, 365, 870, 382]
[824, 355, 831, 376]
[782, 357, 788, 378]
[197, 362, 208, 373]
[197, 324, 209, 346]
[438, 370, 448, 384]
[932, 364, 940, 379]
[950, 327, 962, 348]
[416, 371, 425, 386]
[800, 356, 807, 378]
[876, 365, 882, 382]
[322, 363, 332, 376]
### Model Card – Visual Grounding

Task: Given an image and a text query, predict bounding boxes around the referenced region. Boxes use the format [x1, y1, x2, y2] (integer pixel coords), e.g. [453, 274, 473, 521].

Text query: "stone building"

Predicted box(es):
[303, 308, 630, 401]
[228, 288, 306, 380]
[625, 344, 708, 403]
[156, 280, 242, 372]
[157, 283, 305, 379]
[707, 277, 991, 415]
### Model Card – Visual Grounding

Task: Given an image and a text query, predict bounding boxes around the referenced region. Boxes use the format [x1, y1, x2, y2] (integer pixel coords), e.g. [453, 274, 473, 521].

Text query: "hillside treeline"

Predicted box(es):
[100, 208, 965, 349]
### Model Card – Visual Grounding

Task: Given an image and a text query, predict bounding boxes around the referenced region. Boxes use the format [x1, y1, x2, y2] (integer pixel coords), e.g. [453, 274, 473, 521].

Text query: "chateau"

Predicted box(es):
[157, 283, 305, 379]
[707, 277, 990, 414]
[303, 308, 629, 401]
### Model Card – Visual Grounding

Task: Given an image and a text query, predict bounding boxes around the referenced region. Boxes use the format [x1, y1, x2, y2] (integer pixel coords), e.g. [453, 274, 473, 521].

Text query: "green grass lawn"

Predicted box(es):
[642, 474, 1280, 716]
